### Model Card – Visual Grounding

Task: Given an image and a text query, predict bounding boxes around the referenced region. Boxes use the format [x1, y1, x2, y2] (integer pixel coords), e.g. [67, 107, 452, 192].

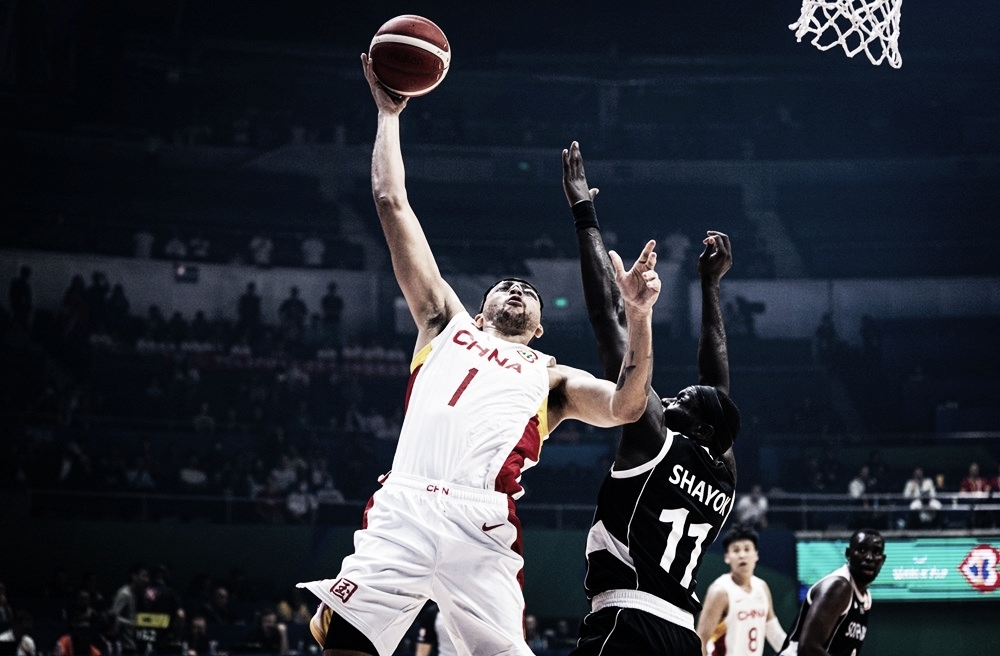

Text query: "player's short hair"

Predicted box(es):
[480, 278, 544, 312]
[722, 525, 759, 550]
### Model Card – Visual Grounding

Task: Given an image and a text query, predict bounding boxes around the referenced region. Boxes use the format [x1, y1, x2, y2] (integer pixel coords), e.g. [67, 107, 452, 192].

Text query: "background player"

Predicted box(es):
[297, 59, 663, 656]
[778, 529, 885, 656]
[563, 140, 739, 656]
[414, 601, 457, 656]
[696, 526, 786, 656]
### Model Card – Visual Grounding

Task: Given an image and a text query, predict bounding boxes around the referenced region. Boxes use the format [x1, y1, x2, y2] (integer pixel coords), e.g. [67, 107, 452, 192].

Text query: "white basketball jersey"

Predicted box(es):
[713, 575, 770, 656]
[390, 312, 553, 496]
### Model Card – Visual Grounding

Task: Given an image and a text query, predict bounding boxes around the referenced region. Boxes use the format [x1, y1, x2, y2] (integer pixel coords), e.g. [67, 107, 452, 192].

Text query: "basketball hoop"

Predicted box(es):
[790, 0, 902, 68]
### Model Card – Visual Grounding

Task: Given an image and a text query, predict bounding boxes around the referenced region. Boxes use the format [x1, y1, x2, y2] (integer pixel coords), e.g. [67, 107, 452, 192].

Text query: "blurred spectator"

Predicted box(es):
[54, 608, 103, 656]
[188, 231, 211, 261]
[109, 563, 149, 654]
[164, 231, 188, 260]
[240, 608, 288, 655]
[237, 282, 262, 343]
[320, 282, 344, 348]
[178, 453, 209, 493]
[193, 402, 216, 434]
[105, 284, 131, 341]
[524, 614, 547, 654]
[181, 615, 211, 656]
[859, 313, 881, 361]
[300, 231, 326, 267]
[275, 590, 311, 627]
[125, 456, 157, 490]
[201, 586, 240, 626]
[0, 610, 36, 656]
[903, 466, 941, 528]
[847, 465, 881, 529]
[545, 618, 576, 650]
[8, 265, 32, 329]
[249, 232, 273, 269]
[959, 462, 993, 528]
[0, 581, 12, 630]
[189, 311, 213, 344]
[56, 440, 93, 489]
[865, 449, 891, 493]
[84, 272, 110, 332]
[735, 484, 769, 530]
[814, 312, 841, 367]
[277, 287, 308, 345]
[167, 311, 189, 346]
[133, 228, 155, 259]
[59, 274, 90, 344]
[285, 477, 318, 524]
[139, 565, 186, 652]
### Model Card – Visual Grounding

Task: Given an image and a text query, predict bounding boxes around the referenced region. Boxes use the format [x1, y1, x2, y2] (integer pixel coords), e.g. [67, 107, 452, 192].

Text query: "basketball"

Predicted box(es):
[369, 15, 450, 97]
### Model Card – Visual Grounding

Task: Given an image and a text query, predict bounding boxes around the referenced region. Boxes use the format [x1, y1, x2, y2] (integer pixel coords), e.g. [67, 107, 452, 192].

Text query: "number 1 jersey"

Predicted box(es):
[392, 311, 554, 498]
[582, 430, 736, 614]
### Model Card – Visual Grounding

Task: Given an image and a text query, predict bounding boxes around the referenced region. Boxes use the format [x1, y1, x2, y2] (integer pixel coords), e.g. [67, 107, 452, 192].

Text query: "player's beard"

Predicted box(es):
[490, 304, 531, 336]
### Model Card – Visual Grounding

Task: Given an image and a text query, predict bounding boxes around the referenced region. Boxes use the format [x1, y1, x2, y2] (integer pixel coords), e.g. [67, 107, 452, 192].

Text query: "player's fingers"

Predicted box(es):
[609, 250, 625, 276]
[589, 187, 599, 200]
[636, 240, 657, 268]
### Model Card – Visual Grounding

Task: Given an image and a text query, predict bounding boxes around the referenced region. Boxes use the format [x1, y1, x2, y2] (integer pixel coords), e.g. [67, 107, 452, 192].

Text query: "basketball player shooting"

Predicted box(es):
[295, 57, 663, 656]
[563, 140, 740, 656]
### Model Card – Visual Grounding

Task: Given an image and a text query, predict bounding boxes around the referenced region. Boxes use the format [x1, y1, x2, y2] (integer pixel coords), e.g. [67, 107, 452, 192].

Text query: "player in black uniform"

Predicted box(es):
[778, 529, 885, 656]
[563, 140, 740, 655]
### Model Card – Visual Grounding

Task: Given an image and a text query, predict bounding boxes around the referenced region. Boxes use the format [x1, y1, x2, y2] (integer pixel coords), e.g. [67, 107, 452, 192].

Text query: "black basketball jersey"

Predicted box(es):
[582, 430, 736, 614]
[780, 566, 872, 656]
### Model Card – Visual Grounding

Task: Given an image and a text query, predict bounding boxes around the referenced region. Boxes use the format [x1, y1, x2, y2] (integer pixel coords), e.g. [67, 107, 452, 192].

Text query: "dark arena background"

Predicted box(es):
[1, 1, 998, 655]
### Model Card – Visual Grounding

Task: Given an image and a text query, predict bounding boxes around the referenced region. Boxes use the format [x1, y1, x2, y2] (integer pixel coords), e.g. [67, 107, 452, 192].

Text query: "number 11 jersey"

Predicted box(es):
[583, 430, 737, 614]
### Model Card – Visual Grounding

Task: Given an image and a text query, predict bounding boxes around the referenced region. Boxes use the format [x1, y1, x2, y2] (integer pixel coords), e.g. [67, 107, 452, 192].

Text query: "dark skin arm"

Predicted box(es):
[564, 140, 735, 477]
[796, 577, 854, 656]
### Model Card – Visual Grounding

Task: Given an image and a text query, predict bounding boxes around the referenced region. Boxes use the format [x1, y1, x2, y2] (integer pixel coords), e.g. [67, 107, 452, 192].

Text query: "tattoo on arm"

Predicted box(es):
[616, 360, 636, 391]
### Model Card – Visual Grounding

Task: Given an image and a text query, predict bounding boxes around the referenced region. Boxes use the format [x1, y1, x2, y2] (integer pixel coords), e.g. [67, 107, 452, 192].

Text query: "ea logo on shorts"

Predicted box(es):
[330, 577, 359, 603]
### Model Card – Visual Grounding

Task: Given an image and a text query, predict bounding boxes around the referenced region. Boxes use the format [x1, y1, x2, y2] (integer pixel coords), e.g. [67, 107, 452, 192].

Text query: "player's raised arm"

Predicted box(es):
[361, 53, 463, 351]
[696, 230, 736, 478]
[564, 140, 666, 463]
[551, 240, 659, 428]
[696, 231, 733, 395]
[563, 141, 626, 379]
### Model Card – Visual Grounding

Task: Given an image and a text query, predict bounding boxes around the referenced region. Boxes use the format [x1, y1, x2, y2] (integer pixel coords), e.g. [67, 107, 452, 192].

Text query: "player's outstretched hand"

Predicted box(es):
[698, 230, 733, 283]
[562, 141, 599, 207]
[361, 53, 408, 113]
[611, 239, 660, 314]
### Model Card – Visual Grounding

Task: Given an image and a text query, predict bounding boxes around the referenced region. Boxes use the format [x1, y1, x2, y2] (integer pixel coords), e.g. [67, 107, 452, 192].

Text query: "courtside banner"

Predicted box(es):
[795, 535, 1000, 601]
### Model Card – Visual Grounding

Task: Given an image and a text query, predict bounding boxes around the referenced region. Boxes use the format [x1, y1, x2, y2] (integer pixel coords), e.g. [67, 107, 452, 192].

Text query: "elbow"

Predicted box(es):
[618, 396, 648, 424]
[373, 189, 407, 213]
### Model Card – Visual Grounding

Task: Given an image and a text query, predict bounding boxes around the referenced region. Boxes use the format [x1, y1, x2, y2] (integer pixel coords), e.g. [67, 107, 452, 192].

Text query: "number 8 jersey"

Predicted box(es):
[582, 430, 736, 614]
[392, 311, 554, 498]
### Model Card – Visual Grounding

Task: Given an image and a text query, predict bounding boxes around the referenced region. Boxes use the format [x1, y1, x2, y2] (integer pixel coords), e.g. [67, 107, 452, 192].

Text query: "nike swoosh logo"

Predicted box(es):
[482, 522, 504, 532]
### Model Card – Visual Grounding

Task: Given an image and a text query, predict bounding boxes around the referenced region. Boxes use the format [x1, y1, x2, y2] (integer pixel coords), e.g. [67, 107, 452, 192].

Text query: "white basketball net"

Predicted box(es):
[789, 0, 902, 68]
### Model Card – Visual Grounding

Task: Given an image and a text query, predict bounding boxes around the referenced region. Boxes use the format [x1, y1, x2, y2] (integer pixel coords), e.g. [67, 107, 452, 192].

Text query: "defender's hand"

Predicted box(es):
[562, 141, 599, 207]
[698, 230, 732, 283]
[611, 239, 660, 314]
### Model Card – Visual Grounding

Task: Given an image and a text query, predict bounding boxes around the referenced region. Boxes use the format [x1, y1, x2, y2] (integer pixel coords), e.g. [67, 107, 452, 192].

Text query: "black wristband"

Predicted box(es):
[572, 200, 599, 231]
